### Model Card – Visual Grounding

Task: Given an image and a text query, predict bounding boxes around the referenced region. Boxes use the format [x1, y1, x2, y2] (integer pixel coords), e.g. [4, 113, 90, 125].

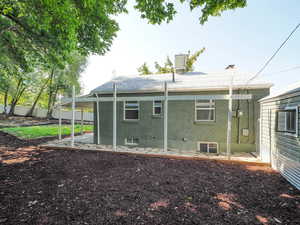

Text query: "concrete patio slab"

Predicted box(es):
[41, 133, 268, 165]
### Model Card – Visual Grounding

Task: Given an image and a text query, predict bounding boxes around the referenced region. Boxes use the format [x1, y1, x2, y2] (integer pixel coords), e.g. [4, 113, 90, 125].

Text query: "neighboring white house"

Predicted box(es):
[260, 83, 300, 190]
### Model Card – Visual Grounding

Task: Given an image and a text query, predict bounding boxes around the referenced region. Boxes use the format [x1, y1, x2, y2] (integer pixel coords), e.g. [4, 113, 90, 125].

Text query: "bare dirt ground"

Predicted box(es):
[0, 131, 300, 225]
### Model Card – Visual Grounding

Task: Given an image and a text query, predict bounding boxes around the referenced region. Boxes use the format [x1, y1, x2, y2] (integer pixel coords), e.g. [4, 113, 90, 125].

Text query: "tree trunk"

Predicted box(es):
[8, 78, 23, 116]
[26, 78, 49, 117]
[47, 87, 58, 119]
[3, 89, 8, 116]
[8, 86, 26, 116]
[46, 68, 55, 118]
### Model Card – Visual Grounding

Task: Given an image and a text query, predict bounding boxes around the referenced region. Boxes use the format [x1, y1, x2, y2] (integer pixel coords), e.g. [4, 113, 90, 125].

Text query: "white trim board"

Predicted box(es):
[61, 94, 252, 106]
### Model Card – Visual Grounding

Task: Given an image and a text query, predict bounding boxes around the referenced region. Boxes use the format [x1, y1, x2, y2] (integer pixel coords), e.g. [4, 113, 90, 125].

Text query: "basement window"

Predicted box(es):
[153, 100, 162, 116]
[125, 137, 139, 146]
[276, 106, 298, 136]
[195, 100, 215, 121]
[124, 101, 139, 120]
[198, 142, 218, 153]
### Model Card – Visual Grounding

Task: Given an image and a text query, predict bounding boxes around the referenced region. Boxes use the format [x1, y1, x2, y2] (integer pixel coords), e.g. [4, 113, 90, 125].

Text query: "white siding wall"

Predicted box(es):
[260, 94, 300, 190]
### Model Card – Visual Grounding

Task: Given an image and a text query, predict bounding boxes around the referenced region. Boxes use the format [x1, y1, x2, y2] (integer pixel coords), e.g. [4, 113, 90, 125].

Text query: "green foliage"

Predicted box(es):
[0, 0, 246, 73]
[186, 47, 206, 72]
[134, 0, 177, 24]
[138, 49, 205, 75]
[187, 0, 247, 24]
[138, 63, 152, 75]
[0, 0, 246, 115]
[0, 0, 126, 71]
[45, 52, 87, 117]
[0, 51, 86, 116]
[155, 56, 174, 74]
[0, 124, 93, 139]
[134, 0, 247, 24]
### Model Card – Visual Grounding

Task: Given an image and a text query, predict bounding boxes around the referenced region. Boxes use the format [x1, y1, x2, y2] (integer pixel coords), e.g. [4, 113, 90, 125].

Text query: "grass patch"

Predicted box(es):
[0, 124, 93, 139]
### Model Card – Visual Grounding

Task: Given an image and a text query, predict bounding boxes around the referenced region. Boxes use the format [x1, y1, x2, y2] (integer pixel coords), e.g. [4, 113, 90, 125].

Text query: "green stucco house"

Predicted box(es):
[90, 69, 272, 155]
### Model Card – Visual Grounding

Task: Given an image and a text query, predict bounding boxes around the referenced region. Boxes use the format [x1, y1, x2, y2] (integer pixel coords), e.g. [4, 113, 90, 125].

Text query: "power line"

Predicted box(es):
[262, 65, 300, 76]
[246, 22, 300, 85]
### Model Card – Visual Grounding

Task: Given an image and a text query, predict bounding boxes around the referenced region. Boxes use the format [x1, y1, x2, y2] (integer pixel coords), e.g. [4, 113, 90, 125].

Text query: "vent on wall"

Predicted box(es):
[175, 54, 188, 74]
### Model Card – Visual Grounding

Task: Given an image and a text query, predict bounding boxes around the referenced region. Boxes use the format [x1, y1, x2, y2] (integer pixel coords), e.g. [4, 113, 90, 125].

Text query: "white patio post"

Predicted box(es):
[96, 94, 100, 144]
[164, 82, 168, 152]
[71, 86, 75, 147]
[113, 83, 117, 151]
[80, 108, 84, 135]
[226, 78, 233, 159]
[58, 94, 62, 141]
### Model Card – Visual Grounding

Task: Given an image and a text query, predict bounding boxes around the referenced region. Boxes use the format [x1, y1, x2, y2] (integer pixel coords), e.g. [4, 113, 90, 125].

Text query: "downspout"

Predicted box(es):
[247, 89, 250, 143]
[237, 89, 241, 144]
[252, 99, 256, 144]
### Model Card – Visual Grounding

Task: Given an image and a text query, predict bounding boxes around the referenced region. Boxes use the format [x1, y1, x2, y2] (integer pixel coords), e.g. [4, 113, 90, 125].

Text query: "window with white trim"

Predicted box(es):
[125, 137, 139, 146]
[124, 101, 139, 120]
[195, 100, 215, 121]
[276, 106, 298, 136]
[153, 100, 162, 116]
[198, 142, 218, 153]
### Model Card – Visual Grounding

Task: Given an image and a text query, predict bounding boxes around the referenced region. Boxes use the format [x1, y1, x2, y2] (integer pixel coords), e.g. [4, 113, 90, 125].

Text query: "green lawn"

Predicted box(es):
[0, 124, 93, 139]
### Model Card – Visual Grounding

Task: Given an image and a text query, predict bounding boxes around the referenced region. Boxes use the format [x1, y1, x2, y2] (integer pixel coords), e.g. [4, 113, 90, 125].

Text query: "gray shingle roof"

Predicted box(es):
[90, 70, 273, 94]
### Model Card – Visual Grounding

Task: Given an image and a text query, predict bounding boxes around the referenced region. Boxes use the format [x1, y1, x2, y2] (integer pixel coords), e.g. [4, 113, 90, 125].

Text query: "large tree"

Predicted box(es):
[0, 0, 246, 73]
[45, 53, 87, 118]
[0, 0, 125, 71]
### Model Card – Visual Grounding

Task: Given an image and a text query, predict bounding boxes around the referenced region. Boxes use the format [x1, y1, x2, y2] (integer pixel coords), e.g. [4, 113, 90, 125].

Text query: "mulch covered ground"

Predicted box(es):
[0, 131, 300, 225]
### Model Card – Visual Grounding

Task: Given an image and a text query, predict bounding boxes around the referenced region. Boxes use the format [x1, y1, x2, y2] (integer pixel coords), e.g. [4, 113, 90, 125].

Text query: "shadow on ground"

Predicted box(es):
[0, 132, 299, 225]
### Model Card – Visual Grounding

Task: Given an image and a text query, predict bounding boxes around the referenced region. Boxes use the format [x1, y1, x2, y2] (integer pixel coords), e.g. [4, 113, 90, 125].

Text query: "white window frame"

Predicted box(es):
[123, 101, 139, 121]
[153, 100, 162, 116]
[124, 137, 139, 146]
[284, 106, 298, 137]
[195, 99, 215, 122]
[197, 142, 219, 154]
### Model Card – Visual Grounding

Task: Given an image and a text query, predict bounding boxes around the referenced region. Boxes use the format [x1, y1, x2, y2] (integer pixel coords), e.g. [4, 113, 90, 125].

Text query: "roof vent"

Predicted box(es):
[175, 54, 188, 74]
[225, 64, 235, 70]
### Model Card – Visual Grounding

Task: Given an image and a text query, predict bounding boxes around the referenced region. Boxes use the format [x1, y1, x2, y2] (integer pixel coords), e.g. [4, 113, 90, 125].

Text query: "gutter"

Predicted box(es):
[259, 90, 300, 103]
[90, 84, 273, 95]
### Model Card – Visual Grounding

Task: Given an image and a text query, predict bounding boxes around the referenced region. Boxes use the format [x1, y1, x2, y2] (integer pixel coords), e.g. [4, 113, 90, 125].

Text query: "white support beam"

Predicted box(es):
[113, 83, 117, 151]
[71, 86, 75, 147]
[80, 108, 84, 135]
[226, 81, 233, 159]
[61, 94, 252, 105]
[96, 94, 100, 144]
[164, 82, 168, 152]
[58, 95, 62, 141]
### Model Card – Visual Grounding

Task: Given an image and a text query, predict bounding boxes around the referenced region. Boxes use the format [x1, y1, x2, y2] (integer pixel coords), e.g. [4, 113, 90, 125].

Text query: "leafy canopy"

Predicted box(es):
[0, 0, 126, 71]
[0, 0, 246, 73]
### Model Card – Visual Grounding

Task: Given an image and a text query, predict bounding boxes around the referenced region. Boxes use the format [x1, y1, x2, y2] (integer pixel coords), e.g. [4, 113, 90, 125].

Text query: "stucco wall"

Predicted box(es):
[94, 89, 269, 153]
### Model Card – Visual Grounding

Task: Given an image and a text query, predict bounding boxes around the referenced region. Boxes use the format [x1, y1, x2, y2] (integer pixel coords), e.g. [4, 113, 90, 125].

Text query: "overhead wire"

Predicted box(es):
[245, 22, 300, 87]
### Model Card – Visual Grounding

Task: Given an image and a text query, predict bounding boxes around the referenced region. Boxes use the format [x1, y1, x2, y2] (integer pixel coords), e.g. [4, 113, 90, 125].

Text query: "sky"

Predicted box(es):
[80, 0, 300, 95]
